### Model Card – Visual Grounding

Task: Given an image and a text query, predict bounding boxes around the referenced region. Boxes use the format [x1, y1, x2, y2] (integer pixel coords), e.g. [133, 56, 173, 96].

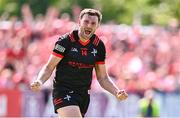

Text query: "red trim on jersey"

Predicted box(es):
[96, 61, 105, 64]
[69, 32, 75, 42]
[93, 36, 100, 46]
[53, 98, 63, 105]
[79, 39, 90, 46]
[52, 52, 64, 58]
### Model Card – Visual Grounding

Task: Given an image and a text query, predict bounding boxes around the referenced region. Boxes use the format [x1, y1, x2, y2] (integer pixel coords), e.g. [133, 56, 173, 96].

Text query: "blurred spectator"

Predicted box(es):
[139, 89, 160, 118]
[0, 4, 179, 95]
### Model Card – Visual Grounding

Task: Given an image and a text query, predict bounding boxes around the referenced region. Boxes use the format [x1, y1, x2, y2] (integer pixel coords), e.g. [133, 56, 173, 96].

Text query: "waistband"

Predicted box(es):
[53, 86, 90, 94]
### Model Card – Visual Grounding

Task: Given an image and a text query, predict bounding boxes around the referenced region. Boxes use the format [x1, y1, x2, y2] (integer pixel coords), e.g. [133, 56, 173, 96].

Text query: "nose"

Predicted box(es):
[87, 23, 92, 28]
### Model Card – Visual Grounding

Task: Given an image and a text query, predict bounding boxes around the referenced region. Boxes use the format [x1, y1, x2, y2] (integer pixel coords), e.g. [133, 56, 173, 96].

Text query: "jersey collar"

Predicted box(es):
[73, 30, 95, 46]
[79, 39, 90, 46]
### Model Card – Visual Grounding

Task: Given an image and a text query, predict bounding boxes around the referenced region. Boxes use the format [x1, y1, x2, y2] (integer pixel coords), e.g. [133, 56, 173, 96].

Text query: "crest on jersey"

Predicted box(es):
[91, 48, 97, 56]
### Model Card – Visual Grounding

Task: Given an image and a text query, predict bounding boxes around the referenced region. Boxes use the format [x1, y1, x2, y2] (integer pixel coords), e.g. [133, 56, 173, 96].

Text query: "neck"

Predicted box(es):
[78, 31, 88, 42]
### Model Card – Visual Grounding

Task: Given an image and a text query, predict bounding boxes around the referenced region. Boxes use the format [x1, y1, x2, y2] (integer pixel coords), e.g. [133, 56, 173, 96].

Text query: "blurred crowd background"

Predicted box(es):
[0, 0, 180, 117]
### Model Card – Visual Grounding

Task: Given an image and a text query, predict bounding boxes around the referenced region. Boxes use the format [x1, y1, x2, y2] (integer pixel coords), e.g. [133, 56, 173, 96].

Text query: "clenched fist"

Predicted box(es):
[116, 90, 128, 100]
[30, 80, 42, 92]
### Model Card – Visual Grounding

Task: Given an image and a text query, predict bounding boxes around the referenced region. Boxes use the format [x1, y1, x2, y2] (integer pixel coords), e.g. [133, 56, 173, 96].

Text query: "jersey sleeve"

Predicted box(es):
[96, 40, 106, 64]
[52, 34, 71, 58]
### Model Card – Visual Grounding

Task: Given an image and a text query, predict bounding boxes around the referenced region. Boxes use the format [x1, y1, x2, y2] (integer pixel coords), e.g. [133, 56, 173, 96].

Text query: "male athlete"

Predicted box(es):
[31, 8, 128, 117]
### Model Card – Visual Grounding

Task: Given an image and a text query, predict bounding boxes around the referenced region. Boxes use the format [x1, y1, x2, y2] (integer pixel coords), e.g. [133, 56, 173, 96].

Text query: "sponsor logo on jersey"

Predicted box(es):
[55, 44, 65, 52]
[68, 61, 94, 68]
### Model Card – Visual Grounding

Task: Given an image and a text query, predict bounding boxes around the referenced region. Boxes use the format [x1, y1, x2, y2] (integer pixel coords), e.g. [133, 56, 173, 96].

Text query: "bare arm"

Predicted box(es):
[37, 54, 62, 83]
[95, 64, 128, 100]
[30, 54, 62, 91]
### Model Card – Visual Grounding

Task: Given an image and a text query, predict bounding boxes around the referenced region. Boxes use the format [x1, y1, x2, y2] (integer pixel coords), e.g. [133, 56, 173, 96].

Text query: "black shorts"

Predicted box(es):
[52, 88, 90, 116]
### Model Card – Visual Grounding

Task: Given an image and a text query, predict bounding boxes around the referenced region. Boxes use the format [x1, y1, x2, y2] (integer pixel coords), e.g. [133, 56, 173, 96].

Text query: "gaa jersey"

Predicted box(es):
[52, 30, 106, 91]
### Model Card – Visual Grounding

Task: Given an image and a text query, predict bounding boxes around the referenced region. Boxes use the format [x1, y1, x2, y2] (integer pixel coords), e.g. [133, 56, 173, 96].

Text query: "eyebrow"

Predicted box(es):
[81, 12, 100, 22]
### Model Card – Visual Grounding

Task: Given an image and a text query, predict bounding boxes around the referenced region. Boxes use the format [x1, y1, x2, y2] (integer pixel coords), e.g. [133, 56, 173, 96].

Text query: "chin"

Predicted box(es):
[83, 34, 92, 39]
[87, 35, 92, 39]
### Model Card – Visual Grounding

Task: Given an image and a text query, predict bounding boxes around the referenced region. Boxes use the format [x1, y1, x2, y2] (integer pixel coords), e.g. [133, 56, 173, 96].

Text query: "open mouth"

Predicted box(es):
[84, 29, 91, 35]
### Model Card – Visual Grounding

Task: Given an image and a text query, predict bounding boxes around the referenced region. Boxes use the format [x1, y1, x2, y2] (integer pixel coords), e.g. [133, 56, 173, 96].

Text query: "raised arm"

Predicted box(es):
[95, 64, 128, 100]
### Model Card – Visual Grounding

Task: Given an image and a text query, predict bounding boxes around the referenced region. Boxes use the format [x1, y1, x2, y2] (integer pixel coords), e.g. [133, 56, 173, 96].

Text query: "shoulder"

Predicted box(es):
[93, 34, 105, 47]
[58, 30, 77, 42]
[96, 35, 105, 48]
[55, 31, 75, 45]
[57, 32, 70, 42]
[98, 39, 105, 46]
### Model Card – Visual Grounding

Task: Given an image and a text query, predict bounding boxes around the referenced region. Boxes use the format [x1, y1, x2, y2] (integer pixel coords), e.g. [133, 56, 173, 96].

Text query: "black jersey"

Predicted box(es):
[52, 30, 106, 91]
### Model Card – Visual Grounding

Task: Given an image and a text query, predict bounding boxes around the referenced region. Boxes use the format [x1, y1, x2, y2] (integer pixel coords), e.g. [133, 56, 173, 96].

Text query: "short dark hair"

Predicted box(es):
[79, 8, 102, 23]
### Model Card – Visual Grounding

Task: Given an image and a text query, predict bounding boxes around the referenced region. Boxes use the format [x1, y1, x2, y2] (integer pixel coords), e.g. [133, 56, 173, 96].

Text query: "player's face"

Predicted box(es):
[79, 14, 99, 40]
